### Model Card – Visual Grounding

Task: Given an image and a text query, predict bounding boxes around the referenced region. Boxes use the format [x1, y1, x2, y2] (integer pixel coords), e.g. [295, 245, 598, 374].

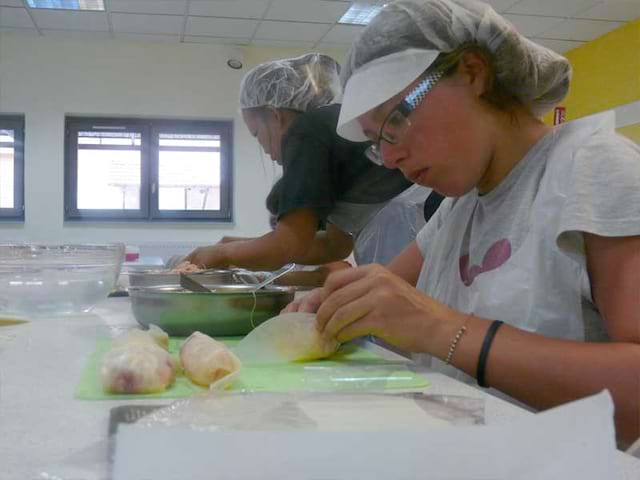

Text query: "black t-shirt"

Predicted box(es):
[423, 191, 445, 223]
[276, 104, 411, 224]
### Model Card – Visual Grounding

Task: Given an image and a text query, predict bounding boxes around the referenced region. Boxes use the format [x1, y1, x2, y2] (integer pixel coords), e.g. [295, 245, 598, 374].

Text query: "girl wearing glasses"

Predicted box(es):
[185, 53, 434, 279]
[289, 0, 640, 445]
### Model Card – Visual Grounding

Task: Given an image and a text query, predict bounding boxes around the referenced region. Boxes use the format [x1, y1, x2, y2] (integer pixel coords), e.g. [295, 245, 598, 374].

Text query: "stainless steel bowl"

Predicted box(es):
[129, 284, 295, 337]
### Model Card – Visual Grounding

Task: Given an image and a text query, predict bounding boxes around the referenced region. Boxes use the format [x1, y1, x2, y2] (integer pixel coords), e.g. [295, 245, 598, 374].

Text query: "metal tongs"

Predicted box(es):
[180, 263, 296, 294]
[179, 272, 216, 293]
[249, 263, 295, 291]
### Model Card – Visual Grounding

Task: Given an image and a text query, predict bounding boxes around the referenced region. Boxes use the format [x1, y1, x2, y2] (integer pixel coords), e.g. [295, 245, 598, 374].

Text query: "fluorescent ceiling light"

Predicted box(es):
[338, 3, 384, 25]
[26, 0, 105, 10]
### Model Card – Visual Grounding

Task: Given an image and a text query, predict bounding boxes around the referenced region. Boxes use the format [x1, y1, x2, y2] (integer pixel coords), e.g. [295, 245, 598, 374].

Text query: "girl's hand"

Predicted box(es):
[316, 264, 459, 353]
[282, 288, 324, 314]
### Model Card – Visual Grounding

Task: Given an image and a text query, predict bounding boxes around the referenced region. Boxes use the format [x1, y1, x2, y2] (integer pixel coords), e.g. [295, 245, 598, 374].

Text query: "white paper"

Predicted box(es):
[113, 391, 622, 480]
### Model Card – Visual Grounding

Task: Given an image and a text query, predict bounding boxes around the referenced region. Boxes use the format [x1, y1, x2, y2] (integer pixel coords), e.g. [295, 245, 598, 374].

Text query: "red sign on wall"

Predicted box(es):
[553, 106, 566, 125]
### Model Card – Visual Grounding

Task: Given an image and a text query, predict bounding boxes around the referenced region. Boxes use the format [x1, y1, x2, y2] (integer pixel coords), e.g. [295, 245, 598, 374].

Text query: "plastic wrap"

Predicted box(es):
[35, 391, 484, 480]
[36, 392, 633, 480]
[139, 391, 485, 431]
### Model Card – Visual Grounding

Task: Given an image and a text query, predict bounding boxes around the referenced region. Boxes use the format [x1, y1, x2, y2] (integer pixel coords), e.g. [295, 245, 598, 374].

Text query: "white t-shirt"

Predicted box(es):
[416, 112, 640, 345]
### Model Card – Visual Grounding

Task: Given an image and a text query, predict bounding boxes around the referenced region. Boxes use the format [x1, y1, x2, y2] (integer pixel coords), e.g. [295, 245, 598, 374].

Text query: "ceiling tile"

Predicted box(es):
[0, 26, 39, 36]
[186, 16, 258, 37]
[111, 13, 184, 34]
[0, 7, 34, 28]
[482, 0, 521, 12]
[265, 0, 349, 23]
[316, 41, 352, 50]
[31, 10, 109, 31]
[0, 1, 23, 7]
[42, 29, 111, 39]
[506, 0, 601, 17]
[539, 18, 624, 41]
[188, 0, 270, 19]
[254, 20, 331, 41]
[321, 24, 364, 43]
[109, 0, 187, 15]
[251, 38, 316, 48]
[530, 37, 585, 54]
[115, 32, 181, 43]
[183, 35, 251, 45]
[503, 14, 565, 37]
[578, 1, 640, 22]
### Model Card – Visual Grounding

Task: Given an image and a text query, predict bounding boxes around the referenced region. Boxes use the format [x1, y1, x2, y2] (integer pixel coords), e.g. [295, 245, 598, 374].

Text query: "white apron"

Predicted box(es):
[354, 185, 431, 265]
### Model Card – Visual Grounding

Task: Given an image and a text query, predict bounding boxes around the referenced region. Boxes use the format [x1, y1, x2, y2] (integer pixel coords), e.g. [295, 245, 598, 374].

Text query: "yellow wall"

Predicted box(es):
[544, 18, 640, 143]
[617, 123, 640, 143]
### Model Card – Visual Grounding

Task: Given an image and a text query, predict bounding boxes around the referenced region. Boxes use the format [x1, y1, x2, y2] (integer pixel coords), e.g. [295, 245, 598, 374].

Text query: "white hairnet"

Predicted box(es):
[341, 0, 571, 117]
[239, 53, 342, 112]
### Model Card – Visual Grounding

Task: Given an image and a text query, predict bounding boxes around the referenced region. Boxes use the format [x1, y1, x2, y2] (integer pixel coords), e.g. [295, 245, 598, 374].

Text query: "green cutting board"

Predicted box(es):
[75, 337, 429, 400]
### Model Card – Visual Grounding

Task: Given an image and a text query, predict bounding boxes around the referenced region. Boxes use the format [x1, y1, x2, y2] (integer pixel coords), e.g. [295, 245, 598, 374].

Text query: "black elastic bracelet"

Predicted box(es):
[476, 320, 504, 388]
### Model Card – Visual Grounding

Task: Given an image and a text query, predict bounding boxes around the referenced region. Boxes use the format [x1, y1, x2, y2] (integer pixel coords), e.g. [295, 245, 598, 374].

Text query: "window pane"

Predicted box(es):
[0, 129, 15, 208]
[0, 129, 14, 143]
[77, 131, 141, 210]
[158, 133, 221, 211]
[78, 131, 141, 146]
[159, 133, 220, 148]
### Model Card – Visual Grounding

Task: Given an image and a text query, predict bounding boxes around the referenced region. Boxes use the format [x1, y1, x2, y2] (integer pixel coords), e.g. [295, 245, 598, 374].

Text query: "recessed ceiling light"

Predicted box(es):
[26, 0, 105, 11]
[338, 3, 384, 26]
[227, 58, 243, 70]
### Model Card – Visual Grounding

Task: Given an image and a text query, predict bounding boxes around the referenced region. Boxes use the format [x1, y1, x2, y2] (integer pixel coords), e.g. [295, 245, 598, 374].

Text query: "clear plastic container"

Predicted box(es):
[0, 243, 125, 317]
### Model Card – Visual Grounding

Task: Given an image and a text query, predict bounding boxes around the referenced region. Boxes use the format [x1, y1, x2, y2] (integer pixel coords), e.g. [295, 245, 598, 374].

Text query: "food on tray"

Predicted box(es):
[236, 312, 339, 363]
[180, 332, 242, 387]
[100, 325, 176, 394]
[171, 261, 204, 273]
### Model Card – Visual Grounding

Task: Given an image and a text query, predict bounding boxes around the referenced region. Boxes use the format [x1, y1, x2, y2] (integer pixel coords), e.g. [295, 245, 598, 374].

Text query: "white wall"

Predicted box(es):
[0, 32, 345, 254]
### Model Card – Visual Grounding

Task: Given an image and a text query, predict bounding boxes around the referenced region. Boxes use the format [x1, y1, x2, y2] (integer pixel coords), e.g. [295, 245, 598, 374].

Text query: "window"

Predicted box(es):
[64, 117, 233, 221]
[0, 116, 25, 221]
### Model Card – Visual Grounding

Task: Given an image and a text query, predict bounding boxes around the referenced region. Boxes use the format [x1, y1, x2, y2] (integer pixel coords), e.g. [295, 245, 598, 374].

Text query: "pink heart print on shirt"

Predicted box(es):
[459, 239, 512, 287]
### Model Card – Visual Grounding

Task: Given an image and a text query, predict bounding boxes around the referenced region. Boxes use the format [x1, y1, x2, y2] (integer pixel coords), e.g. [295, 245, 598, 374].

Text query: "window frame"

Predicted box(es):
[64, 116, 233, 222]
[0, 115, 25, 221]
[150, 120, 233, 221]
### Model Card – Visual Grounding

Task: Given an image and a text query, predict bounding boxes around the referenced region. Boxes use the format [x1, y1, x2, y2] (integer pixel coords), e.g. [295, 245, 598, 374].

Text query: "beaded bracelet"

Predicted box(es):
[444, 324, 467, 365]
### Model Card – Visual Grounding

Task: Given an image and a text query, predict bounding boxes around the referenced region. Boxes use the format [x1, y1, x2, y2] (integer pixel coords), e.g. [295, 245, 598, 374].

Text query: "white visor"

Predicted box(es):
[337, 49, 440, 142]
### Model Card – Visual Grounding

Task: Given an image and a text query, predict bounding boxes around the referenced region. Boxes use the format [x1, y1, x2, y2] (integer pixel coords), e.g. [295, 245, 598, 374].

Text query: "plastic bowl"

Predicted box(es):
[0, 243, 125, 317]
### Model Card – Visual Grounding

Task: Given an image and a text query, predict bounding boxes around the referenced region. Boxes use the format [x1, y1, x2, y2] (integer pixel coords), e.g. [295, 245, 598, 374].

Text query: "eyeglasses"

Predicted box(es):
[365, 70, 443, 166]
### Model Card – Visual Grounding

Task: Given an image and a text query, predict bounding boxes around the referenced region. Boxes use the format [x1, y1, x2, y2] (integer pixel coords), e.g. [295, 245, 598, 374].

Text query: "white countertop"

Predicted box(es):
[1, 297, 638, 479]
